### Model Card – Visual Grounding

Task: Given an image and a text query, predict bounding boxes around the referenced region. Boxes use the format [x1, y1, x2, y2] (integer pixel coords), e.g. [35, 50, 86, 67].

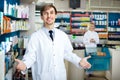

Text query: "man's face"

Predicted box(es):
[89, 24, 95, 31]
[41, 7, 56, 25]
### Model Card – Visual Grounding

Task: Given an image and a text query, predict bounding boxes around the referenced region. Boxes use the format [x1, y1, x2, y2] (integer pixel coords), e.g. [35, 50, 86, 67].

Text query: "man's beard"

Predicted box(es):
[46, 22, 54, 25]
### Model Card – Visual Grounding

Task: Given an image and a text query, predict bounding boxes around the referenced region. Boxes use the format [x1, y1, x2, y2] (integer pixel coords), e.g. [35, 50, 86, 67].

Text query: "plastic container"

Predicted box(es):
[85, 47, 111, 71]
[85, 47, 97, 56]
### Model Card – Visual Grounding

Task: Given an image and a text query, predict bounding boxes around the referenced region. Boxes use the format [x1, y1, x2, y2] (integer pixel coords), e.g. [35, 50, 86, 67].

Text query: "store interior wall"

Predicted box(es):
[54, 0, 86, 11]
[36, 0, 120, 11]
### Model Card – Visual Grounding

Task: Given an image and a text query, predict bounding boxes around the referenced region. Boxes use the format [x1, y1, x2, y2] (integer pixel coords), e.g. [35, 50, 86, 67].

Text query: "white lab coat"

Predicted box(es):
[22, 27, 81, 80]
[83, 30, 99, 48]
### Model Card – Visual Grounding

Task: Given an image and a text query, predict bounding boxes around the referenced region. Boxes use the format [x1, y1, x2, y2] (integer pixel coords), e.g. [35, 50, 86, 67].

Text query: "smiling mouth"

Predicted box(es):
[48, 19, 52, 21]
[47, 18, 52, 20]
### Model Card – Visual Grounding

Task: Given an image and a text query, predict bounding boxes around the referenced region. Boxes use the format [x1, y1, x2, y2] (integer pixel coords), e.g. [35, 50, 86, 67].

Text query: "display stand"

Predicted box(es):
[106, 48, 120, 80]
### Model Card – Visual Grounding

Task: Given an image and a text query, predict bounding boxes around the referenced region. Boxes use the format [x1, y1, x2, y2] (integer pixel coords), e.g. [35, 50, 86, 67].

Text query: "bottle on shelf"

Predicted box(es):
[14, 49, 18, 59]
[5, 44, 14, 68]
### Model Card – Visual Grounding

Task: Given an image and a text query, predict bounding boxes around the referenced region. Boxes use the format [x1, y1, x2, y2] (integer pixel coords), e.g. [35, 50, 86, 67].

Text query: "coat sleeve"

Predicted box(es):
[63, 34, 82, 68]
[95, 32, 99, 44]
[22, 34, 38, 69]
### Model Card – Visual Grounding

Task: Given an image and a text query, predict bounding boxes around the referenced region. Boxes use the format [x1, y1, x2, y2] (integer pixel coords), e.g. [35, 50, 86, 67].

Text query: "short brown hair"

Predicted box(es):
[87, 22, 95, 30]
[40, 4, 57, 16]
[90, 22, 95, 25]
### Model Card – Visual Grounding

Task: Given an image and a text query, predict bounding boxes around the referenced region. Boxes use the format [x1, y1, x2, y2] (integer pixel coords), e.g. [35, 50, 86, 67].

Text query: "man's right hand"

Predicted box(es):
[15, 59, 27, 71]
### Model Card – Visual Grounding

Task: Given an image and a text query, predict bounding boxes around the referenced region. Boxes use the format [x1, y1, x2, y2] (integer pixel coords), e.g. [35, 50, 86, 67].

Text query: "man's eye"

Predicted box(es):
[51, 12, 53, 14]
[50, 11, 55, 14]
[43, 13, 47, 15]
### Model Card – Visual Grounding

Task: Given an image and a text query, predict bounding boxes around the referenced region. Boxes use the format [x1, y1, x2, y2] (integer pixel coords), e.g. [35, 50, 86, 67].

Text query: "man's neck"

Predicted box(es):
[44, 24, 54, 30]
[89, 29, 94, 31]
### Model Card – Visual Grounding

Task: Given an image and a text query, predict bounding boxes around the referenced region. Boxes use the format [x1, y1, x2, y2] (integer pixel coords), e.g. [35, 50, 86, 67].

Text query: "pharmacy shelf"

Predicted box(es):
[5, 15, 29, 20]
[0, 30, 20, 43]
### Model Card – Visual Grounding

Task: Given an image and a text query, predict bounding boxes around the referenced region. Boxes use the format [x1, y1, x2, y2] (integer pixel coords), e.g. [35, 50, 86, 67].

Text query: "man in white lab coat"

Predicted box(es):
[83, 22, 99, 77]
[83, 22, 99, 49]
[15, 4, 91, 80]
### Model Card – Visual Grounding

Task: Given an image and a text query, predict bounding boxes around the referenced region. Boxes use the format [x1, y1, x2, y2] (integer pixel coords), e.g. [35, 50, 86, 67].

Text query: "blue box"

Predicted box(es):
[85, 47, 111, 71]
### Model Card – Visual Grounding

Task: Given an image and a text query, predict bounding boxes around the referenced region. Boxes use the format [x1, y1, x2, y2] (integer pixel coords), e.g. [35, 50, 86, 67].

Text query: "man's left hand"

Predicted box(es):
[79, 56, 91, 69]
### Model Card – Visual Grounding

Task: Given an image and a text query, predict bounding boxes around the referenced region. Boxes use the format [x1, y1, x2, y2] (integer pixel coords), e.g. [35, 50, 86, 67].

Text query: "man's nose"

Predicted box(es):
[48, 13, 51, 17]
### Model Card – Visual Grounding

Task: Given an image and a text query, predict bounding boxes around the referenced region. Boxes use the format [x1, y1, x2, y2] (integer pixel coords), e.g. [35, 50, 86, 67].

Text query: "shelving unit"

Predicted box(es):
[0, 30, 20, 44]
[92, 12, 108, 41]
[92, 12, 107, 31]
[55, 11, 70, 23]
[55, 10, 120, 45]
[108, 32, 120, 40]
[108, 12, 120, 30]
[0, 0, 31, 80]
[70, 11, 91, 34]
[1, 0, 22, 79]
[107, 12, 120, 45]
[55, 11, 71, 33]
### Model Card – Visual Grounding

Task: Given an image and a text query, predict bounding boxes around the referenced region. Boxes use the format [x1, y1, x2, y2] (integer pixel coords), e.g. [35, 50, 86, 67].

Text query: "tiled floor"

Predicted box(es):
[84, 71, 108, 80]
[86, 77, 108, 80]
[28, 71, 108, 80]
